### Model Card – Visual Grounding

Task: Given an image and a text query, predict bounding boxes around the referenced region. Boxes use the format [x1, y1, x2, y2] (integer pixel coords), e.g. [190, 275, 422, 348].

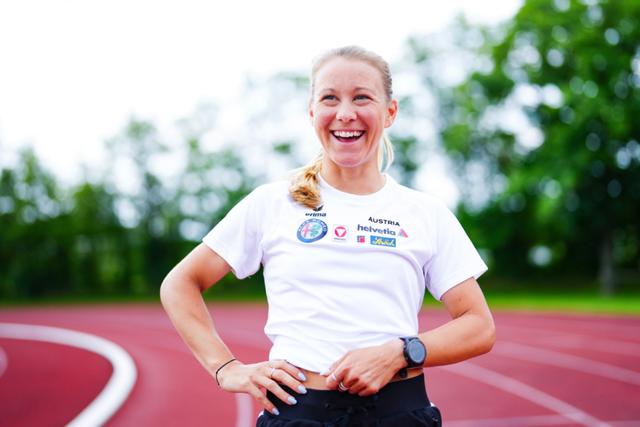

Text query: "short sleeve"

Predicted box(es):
[424, 203, 488, 301]
[202, 188, 265, 279]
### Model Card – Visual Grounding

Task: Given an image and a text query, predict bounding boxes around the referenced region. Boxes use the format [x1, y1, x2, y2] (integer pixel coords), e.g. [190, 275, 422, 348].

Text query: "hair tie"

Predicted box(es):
[215, 358, 237, 386]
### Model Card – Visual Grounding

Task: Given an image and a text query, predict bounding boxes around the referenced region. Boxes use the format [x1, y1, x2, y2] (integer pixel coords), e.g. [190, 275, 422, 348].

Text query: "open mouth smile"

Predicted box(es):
[331, 130, 365, 143]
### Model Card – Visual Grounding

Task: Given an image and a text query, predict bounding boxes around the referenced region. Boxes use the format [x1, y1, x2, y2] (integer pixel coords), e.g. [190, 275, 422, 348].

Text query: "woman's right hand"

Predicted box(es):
[216, 359, 308, 415]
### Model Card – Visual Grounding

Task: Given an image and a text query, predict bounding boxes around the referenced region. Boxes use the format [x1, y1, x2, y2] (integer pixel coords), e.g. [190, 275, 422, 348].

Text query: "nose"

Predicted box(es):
[336, 102, 356, 122]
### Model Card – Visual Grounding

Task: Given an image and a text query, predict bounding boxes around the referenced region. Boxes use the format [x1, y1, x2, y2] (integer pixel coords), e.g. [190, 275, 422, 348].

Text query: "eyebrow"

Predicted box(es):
[318, 86, 376, 94]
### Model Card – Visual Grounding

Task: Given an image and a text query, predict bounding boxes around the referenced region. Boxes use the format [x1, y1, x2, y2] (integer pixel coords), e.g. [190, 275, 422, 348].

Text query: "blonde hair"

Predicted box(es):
[289, 46, 395, 209]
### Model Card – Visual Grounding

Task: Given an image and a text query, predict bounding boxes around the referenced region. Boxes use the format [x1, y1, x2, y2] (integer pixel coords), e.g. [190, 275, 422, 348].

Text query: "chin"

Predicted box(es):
[330, 156, 365, 169]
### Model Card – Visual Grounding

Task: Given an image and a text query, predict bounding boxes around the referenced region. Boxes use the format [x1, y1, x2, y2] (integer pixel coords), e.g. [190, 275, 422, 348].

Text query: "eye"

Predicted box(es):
[321, 95, 337, 101]
[354, 94, 371, 101]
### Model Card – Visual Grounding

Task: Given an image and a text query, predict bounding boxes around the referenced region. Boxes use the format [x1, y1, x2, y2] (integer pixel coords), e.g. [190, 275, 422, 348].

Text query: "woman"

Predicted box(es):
[160, 46, 495, 426]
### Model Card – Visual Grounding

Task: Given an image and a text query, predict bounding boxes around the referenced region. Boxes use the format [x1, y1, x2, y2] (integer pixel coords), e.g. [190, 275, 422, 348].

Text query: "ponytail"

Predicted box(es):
[289, 154, 324, 210]
[379, 132, 394, 173]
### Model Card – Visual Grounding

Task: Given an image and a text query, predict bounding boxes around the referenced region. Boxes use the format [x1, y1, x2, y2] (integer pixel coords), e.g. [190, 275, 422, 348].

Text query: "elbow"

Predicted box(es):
[159, 276, 171, 307]
[480, 317, 496, 355]
[159, 269, 204, 308]
[159, 270, 179, 307]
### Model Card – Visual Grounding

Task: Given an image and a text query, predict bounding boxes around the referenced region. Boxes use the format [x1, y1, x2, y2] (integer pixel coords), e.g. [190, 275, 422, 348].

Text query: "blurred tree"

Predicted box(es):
[421, 0, 640, 293]
[105, 119, 169, 294]
[66, 182, 126, 296]
[0, 149, 70, 298]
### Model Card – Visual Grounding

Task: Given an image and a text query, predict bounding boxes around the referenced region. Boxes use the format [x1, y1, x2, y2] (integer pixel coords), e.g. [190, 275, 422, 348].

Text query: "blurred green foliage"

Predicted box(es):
[1, 0, 638, 301]
[414, 0, 639, 294]
[0, 119, 261, 299]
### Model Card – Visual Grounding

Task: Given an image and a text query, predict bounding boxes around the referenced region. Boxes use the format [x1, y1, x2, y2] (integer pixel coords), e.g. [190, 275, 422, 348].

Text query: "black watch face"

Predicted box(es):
[407, 339, 426, 363]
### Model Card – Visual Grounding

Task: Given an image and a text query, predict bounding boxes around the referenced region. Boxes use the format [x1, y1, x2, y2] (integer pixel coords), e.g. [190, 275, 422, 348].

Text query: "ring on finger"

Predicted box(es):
[269, 367, 276, 379]
[338, 381, 348, 392]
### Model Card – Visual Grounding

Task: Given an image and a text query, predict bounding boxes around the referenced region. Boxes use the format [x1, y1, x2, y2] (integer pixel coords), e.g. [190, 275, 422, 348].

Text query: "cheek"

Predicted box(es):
[359, 108, 384, 128]
[313, 111, 334, 131]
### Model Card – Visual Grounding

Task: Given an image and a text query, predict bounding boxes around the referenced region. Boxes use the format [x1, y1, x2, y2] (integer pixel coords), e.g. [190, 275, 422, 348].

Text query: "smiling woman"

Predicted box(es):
[160, 45, 495, 427]
[310, 56, 397, 177]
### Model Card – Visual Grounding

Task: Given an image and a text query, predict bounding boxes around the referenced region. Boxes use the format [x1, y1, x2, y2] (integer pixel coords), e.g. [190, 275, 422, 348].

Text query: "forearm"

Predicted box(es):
[420, 310, 495, 367]
[160, 274, 234, 376]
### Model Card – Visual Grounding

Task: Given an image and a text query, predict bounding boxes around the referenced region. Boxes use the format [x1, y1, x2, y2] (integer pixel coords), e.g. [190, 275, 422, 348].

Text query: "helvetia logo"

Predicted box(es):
[370, 235, 396, 247]
[357, 224, 396, 236]
[398, 228, 409, 238]
[297, 219, 328, 243]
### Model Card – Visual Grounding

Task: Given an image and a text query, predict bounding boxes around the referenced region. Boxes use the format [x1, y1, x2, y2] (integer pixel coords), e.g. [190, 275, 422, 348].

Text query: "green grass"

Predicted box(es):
[1, 292, 638, 316]
[483, 292, 640, 315]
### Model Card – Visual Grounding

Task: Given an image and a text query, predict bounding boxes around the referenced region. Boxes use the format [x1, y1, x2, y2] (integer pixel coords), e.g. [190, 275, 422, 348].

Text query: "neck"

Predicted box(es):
[320, 160, 385, 195]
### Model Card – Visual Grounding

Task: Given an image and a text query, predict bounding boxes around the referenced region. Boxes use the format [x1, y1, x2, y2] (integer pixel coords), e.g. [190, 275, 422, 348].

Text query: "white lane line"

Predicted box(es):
[494, 342, 640, 386]
[0, 323, 137, 427]
[537, 335, 640, 357]
[446, 414, 578, 426]
[499, 325, 640, 357]
[235, 393, 253, 427]
[442, 362, 610, 427]
[506, 318, 640, 336]
[0, 345, 8, 379]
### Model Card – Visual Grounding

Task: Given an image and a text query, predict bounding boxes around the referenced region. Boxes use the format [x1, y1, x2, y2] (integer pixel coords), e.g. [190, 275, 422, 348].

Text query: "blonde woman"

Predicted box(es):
[161, 46, 495, 426]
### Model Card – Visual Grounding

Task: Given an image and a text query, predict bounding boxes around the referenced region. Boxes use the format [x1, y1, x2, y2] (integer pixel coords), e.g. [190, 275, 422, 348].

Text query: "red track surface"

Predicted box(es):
[0, 304, 638, 427]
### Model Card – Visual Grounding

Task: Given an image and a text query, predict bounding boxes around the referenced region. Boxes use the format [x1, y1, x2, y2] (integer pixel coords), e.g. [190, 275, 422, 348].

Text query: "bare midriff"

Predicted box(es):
[298, 367, 424, 391]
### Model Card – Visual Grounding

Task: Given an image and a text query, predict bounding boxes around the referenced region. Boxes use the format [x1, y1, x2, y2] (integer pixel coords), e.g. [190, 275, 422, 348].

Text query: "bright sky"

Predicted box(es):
[0, 0, 521, 204]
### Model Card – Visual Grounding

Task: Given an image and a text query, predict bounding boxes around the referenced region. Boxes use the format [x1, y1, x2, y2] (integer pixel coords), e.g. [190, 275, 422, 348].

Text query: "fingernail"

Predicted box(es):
[288, 396, 297, 405]
[298, 372, 307, 381]
[272, 408, 280, 416]
[298, 385, 307, 394]
[320, 370, 329, 376]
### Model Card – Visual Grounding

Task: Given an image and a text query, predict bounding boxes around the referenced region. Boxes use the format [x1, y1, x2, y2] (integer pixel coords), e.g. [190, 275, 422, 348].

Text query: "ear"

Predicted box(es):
[309, 103, 315, 124]
[384, 99, 398, 128]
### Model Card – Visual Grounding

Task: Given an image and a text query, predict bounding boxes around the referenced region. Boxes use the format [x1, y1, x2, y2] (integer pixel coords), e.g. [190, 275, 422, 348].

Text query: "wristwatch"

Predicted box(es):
[398, 336, 426, 378]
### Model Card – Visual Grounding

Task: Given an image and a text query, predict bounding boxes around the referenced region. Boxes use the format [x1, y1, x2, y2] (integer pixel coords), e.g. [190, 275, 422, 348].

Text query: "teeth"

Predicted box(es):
[332, 130, 364, 138]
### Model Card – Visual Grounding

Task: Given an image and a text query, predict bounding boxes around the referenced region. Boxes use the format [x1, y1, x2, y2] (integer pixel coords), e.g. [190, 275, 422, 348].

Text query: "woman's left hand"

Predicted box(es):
[323, 339, 406, 396]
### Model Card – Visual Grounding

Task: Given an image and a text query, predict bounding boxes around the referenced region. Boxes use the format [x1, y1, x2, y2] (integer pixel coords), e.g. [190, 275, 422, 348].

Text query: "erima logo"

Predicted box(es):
[306, 203, 326, 216]
[370, 235, 396, 247]
[357, 224, 396, 236]
[368, 217, 400, 226]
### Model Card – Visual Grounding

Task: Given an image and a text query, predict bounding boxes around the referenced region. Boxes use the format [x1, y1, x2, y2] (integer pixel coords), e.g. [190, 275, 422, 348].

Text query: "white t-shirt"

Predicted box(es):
[203, 174, 487, 373]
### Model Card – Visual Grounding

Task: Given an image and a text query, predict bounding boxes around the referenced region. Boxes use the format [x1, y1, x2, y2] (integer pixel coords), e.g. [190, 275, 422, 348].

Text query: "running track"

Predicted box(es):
[0, 304, 638, 427]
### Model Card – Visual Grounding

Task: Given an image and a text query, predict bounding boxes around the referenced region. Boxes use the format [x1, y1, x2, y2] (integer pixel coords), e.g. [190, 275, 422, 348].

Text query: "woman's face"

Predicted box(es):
[310, 57, 397, 171]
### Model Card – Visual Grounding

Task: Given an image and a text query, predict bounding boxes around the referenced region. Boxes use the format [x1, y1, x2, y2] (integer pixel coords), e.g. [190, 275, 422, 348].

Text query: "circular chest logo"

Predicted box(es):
[297, 219, 328, 243]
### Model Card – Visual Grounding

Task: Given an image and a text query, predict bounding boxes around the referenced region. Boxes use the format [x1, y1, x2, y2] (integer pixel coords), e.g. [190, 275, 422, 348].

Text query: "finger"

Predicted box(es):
[325, 371, 340, 390]
[357, 380, 384, 397]
[270, 366, 308, 395]
[273, 360, 307, 390]
[247, 384, 281, 416]
[349, 382, 365, 395]
[323, 354, 347, 376]
[256, 376, 299, 406]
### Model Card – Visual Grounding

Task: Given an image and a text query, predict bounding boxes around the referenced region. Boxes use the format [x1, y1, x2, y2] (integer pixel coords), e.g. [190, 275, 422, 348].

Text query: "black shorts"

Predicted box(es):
[256, 374, 442, 427]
